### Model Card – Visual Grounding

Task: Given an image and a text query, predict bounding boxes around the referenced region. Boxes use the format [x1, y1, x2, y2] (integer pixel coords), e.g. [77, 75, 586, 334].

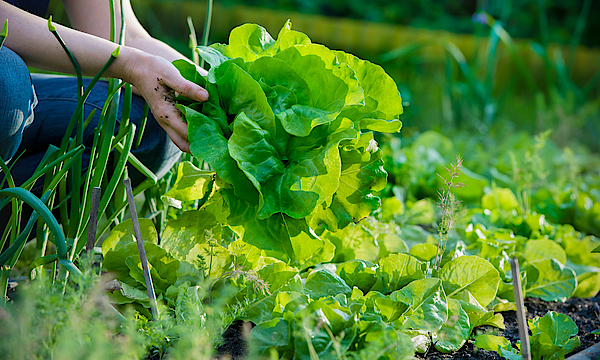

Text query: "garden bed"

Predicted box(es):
[213, 294, 600, 360]
[416, 294, 600, 359]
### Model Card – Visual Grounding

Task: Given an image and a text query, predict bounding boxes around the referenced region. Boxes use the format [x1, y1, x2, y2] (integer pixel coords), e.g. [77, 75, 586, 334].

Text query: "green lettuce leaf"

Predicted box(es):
[371, 253, 425, 294]
[162, 161, 215, 207]
[525, 259, 577, 302]
[433, 298, 471, 353]
[391, 278, 448, 332]
[529, 311, 580, 360]
[439, 255, 500, 307]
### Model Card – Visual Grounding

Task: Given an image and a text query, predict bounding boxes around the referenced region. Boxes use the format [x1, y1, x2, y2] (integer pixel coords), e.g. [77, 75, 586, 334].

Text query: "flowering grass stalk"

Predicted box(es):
[433, 155, 465, 272]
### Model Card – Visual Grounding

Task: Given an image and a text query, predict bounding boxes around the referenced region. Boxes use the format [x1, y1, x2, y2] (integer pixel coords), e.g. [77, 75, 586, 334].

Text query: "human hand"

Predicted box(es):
[124, 51, 208, 153]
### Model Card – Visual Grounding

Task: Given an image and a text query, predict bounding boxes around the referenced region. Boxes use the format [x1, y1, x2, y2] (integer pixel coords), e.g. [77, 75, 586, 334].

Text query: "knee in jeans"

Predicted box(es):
[0, 47, 34, 108]
[0, 47, 36, 161]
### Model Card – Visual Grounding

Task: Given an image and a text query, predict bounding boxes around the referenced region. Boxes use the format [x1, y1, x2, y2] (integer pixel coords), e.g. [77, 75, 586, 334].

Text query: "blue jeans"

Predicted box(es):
[0, 46, 181, 192]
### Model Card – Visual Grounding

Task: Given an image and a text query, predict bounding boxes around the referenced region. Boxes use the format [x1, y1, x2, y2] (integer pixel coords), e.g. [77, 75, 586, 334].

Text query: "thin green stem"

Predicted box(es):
[0, 19, 8, 49]
[200, 0, 214, 69]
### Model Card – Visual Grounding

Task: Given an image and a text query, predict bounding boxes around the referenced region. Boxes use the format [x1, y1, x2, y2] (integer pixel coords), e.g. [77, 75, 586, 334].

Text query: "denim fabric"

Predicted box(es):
[0, 46, 37, 162]
[14, 74, 182, 192]
[5, 0, 50, 18]
[0, 53, 182, 193]
[0, 50, 182, 237]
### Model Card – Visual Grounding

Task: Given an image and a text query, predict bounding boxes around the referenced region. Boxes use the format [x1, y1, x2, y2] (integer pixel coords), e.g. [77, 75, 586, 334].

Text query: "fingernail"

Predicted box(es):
[197, 89, 209, 101]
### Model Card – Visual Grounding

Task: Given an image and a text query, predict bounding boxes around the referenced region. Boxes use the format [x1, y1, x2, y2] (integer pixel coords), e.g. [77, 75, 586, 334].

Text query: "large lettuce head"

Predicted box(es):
[173, 20, 403, 263]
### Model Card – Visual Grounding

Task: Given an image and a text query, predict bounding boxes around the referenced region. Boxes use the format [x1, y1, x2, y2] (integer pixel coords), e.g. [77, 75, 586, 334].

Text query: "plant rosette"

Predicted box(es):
[171, 20, 403, 264]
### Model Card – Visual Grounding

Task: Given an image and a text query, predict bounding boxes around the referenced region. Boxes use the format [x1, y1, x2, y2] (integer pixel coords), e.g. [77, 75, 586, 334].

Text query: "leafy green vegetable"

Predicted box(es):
[433, 298, 471, 352]
[525, 259, 577, 302]
[438, 255, 500, 307]
[523, 239, 567, 264]
[391, 278, 448, 332]
[174, 20, 402, 260]
[371, 253, 425, 294]
[529, 311, 581, 360]
[161, 161, 215, 207]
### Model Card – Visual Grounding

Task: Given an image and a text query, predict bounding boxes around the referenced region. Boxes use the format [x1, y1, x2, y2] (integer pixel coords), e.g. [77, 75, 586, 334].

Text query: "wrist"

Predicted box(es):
[107, 45, 152, 86]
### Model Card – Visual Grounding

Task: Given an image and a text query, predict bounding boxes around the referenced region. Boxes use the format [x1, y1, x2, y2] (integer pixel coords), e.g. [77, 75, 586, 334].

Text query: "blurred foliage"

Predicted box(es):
[216, 0, 600, 47]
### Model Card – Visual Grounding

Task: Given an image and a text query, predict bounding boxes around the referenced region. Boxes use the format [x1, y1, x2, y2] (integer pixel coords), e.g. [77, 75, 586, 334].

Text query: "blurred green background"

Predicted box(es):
[47, 0, 600, 151]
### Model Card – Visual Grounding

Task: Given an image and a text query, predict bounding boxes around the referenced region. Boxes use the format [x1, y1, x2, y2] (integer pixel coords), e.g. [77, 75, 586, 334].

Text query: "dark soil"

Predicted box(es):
[415, 293, 600, 359]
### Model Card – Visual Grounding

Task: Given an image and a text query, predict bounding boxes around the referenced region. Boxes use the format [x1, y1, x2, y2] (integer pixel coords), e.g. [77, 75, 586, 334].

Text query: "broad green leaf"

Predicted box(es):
[380, 196, 405, 220]
[251, 318, 292, 356]
[439, 255, 500, 307]
[162, 161, 215, 206]
[433, 299, 470, 353]
[228, 112, 285, 192]
[160, 209, 223, 263]
[286, 116, 358, 162]
[525, 259, 577, 302]
[473, 334, 515, 354]
[294, 300, 357, 359]
[259, 141, 341, 220]
[336, 259, 377, 293]
[172, 59, 206, 87]
[392, 278, 448, 332]
[225, 189, 324, 261]
[333, 50, 403, 120]
[568, 261, 600, 298]
[101, 219, 159, 290]
[322, 224, 380, 263]
[275, 45, 363, 113]
[482, 187, 521, 213]
[273, 291, 310, 317]
[124, 243, 180, 295]
[365, 292, 408, 322]
[107, 281, 150, 305]
[275, 105, 340, 137]
[179, 104, 258, 204]
[358, 325, 414, 359]
[304, 269, 352, 299]
[359, 117, 403, 133]
[247, 56, 311, 109]
[210, 60, 281, 143]
[257, 262, 300, 295]
[273, 19, 311, 51]
[371, 253, 425, 294]
[196, 45, 230, 68]
[523, 239, 567, 265]
[101, 218, 158, 253]
[529, 311, 580, 360]
[409, 243, 438, 262]
[407, 199, 436, 225]
[226, 23, 276, 60]
[456, 291, 505, 330]
[309, 133, 387, 231]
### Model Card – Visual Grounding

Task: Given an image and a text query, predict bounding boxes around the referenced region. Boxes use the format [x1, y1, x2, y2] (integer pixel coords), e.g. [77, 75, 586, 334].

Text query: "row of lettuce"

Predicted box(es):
[102, 129, 599, 357]
[98, 21, 599, 358]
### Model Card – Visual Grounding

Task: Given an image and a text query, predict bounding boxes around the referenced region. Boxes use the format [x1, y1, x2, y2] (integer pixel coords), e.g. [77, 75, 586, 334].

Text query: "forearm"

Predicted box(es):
[61, 0, 206, 75]
[0, 2, 141, 83]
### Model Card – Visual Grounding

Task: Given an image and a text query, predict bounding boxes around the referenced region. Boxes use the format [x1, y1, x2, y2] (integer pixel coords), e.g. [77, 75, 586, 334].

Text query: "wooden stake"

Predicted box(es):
[86, 187, 102, 253]
[123, 178, 159, 320]
[511, 257, 531, 360]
